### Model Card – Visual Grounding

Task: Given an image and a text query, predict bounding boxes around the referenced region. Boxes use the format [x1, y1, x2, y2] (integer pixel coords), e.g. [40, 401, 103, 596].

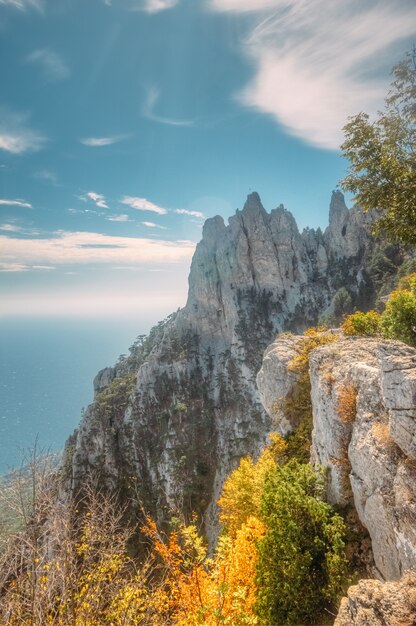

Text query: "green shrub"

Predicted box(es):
[381, 284, 416, 346]
[255, 462, 348, 625]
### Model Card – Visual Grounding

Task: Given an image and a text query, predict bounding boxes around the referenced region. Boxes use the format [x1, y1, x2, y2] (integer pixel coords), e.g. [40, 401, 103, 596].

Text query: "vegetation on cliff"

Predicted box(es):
[341, 272, 416, 346]
[0, 433, 348, 625]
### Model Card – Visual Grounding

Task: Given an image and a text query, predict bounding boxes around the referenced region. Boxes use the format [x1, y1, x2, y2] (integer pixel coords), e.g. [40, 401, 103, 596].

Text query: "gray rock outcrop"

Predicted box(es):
[335, 573, 416, 626]
[257, 334, 416, 581]
[69, 191, 376, 541]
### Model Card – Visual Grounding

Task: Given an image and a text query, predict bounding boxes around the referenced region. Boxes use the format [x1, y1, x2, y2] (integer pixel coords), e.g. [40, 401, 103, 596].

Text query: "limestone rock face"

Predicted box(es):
[258, 334, 416, 580]
[256, 334, 305, 435]
[69, 192, 375, 541]
[335, 574, 416, 626]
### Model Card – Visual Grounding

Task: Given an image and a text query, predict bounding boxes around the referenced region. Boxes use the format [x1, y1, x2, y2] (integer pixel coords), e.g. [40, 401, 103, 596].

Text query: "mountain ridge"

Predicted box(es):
[67, 191, 380, 541]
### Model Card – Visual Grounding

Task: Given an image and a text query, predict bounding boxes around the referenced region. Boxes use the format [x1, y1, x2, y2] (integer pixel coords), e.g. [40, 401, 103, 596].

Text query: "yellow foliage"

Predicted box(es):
[218, 433, 285, 539]
[173, 516, 264, 625]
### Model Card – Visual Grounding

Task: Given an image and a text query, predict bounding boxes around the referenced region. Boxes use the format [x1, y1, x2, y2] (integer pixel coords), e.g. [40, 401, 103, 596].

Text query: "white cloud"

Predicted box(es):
[85, 191, 109, 209]
[0, 223, 24, 232]
[134, 0, 179, 13]
[26, 48, 70, 81]
[0, 0, 43, 11]
[0, 262, 29, 272]
[209, 0, 284, 11]
[0, 198, 32, 208]
[120, 195, 168, 215]
[208, 0, 416, 149]
[80, 135, 127, 147]
[103, 0, 179, 12]
[0, 262, 55, 272]
[141, 221, 167, 229]
[142, 87, 195, 127]
[0, 110, 46, 155]
[175, 208, 205, 219]
[1, 230, 195, 266]
[106, 214, 131, 222]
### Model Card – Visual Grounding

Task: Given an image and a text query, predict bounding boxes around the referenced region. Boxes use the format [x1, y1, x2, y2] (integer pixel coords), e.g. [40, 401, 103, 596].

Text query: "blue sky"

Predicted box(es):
[1, 0, 415, 320]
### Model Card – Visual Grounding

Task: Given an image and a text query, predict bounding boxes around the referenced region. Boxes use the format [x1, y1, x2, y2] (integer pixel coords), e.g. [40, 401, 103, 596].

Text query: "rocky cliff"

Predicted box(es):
[257, 334, 416, 582]
[335, 574, 416, 626]
[68, 191, 378, 539]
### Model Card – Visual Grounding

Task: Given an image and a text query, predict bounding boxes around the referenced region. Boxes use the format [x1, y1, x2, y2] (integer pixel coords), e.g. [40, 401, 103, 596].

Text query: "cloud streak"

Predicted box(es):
[106, 214, 131, 222]
[133, 0, 179, 12]
[1, 230, 195, 266]
[0, 0, 43, 11]
[141, 221, 167, 229]
[208, 0, 416, 149]
[120, 195, 168, 215]
[142, 87, 195, 127]
[175, 208, 205, 219]
[80, 135, 128, 147]
[26, 48, 70, 81]
[0, 199, 32, 208]
[103, 0, 179, 12]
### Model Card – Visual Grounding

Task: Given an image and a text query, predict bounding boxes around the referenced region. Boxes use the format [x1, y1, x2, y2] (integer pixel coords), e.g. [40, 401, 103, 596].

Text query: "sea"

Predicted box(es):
[0, 317, 153, 474]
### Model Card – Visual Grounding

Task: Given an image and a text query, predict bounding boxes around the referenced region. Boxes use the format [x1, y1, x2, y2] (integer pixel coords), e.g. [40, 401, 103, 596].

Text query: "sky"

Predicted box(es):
[1, 0, 416, 320]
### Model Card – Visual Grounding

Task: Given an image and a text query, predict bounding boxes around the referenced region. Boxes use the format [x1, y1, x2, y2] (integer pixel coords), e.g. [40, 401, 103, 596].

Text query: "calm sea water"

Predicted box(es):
[0, 318, 150, 474]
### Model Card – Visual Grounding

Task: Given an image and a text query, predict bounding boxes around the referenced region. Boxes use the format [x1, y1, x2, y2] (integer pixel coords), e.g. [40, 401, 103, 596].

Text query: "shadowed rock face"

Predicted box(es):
[257, 334, 416, 581]
[69, 191, 375, 541]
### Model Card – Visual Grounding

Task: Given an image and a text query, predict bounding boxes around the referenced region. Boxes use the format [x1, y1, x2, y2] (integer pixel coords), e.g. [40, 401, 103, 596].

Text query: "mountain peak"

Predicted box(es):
[241, 191, 266, 214]
[329, 190, 348, 221]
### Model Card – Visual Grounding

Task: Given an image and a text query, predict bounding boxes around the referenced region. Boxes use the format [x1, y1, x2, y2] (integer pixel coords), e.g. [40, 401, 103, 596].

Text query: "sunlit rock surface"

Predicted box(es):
[258, 333, 416, 580]
[335, 573, 416, 626]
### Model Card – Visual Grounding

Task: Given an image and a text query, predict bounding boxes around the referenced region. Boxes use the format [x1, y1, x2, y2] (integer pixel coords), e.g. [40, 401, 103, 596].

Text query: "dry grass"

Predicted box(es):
[371, 422, 394, 447]
[337, 382, 358, 424]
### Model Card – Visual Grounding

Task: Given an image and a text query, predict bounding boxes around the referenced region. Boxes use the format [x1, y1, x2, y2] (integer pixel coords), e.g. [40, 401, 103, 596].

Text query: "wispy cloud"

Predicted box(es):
[142, 87, 195, 127]
[0, 262, 29, 272]
[26, 48, 70, 81]
[103, 0, 179, 11]
[0, 262, 55, 272]
[0, 0, 44, 11]
[0, 198, 32, 208]
[0, 223, 24, 232]
[208, 0, 416, 149]
[1, 230, 195, 266]
[0, 109, 46, 155]
[175, 208, 205, 219]
[120, 195, 168, 215]
[130, 0, 179, 12]
[0, 222, 40, 236]
[209, 0, 283, 12]
[141, 221, 167, 229]
[80, 135, 128, 147]
[106, 214, 131, 222]
[141, 0, 178, 12]
[80, 191, 109, 209]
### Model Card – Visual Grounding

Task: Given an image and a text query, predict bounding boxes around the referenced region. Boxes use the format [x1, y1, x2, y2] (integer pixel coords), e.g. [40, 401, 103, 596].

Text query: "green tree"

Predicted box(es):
[255, 462, 348, 626]
[341, 50, 416, 243]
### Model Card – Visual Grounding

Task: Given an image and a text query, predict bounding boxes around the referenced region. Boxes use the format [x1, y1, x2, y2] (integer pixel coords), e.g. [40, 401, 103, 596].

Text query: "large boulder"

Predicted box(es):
[335, 573, 416, 626]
